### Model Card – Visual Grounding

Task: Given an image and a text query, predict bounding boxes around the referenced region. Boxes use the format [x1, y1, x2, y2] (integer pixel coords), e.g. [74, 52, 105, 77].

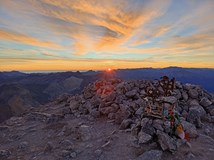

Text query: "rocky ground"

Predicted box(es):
[1, 78, 214, 160]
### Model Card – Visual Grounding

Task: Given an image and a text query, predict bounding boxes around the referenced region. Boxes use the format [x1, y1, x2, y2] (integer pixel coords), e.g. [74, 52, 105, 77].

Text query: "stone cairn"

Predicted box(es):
[54, 76, 214, 153]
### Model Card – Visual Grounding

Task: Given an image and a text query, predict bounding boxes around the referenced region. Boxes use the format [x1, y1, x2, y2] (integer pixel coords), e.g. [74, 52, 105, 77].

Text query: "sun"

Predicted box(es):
[107, 68, 112, 72]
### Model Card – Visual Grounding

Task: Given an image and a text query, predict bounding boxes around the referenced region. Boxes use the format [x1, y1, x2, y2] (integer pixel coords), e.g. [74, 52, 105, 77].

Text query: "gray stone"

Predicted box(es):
[183, 83, 194, 91]
[161, 96, 177, 104]
[61, 150, 70, 157]
[210, 108, 214, 116]
[188, 89, 199, 99]
[108, 113, 116, 120]
[0, 150, 11, 158]
[141, 118, 149, 128]
[157, 131, 177, 152]
[70, 101, 79, 111]
[176, 82, 183, 89]
[153, 119, 164, 131]
[182, 91, 189, 101]
[79, 125, 91, 141]
[18, 141, 29, 150]
[60, 140, 74, 150]
[100, 106, 116, 115]
[119, 119, 133, 130]
[205, 105, 214, 113]
[125, 89, 137, 98]
[187, 107, 204, 128]
[200, 97, 212, 107]
[115, 109, 131, 124]
[163, 121, 171, 134]
[105, 92, 116, 102]
[188, 99, 199, 106]
[136, 150, 163, 160]
[173, 89, 182, 100]
[141, 119, 156, 136]
[181, 121, 198, 138]
[189, 105, 206, 118]
[138, 131, 152, 144]
[83, 90, 94, 99]
[70, 152, 77, 158]
[115, 95, 126, 104]
[90, 109, 100, 118]
[185, 152, 196, 160]
[94, 149, 102, 156]
[44, 142, 53, 153]
[135, 107, 144, 117]
[140, 90, 146, 96]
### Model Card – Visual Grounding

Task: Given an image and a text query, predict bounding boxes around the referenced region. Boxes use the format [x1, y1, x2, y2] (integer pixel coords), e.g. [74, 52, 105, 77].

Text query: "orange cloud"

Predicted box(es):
[1, 57, 214, 71]
[25, 0, 171, 55]
[0, 29, 62, 49]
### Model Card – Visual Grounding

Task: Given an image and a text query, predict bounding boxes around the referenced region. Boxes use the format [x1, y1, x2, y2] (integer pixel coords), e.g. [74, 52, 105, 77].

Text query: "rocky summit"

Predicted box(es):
[1, 77, 214, 160]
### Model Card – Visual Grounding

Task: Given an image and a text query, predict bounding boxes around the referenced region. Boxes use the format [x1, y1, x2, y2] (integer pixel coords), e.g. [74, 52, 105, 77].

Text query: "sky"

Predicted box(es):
[0, 0, 214, 71]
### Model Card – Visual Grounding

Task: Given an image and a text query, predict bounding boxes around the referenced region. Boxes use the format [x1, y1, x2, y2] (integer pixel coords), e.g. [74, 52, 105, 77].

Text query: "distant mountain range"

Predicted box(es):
[0, 67, 214, 122]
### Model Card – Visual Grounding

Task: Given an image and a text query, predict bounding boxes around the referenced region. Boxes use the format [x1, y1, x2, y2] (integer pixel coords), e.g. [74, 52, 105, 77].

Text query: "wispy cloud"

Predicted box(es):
[0, 29, 62, 49]
[0, 0, 214, 70]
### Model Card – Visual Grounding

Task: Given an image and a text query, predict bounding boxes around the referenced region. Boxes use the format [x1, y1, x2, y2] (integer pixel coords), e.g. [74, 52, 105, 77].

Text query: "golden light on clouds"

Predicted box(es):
[0, 0, 214, 70]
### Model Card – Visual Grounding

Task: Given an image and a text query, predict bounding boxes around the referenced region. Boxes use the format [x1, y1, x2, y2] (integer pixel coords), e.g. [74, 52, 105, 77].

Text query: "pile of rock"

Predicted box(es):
[53, 78, 214, 152]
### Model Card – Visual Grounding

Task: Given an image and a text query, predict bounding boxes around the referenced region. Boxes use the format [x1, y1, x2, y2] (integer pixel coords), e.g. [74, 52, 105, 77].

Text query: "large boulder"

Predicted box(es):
[200, 97, 212, 107]
[157, 131, 177, 152]
[138, 131, 152, 144]
[181, 121, 198, 138]
[188, 89, 199, 99]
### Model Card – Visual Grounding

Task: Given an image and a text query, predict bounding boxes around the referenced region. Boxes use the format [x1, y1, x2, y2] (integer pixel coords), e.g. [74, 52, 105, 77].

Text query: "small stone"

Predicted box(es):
[163, 121, 171, 134]
[188, 89, 199, 99]
[18, 141, 29, 150]
[136, 150, 163, 160]
[70, 152, 77, 158]
[135, 107, 144, 117]
[141, 118, 149, 128]
[153, 119, 164, 131]
[44, 142, 53, 153]
[79, 125, 91, 141]
[138, 131, 152, 144]
[182, 91, 189, 101]
[188, 99, 199, 106]
[200, 97, 212, 107]
[100, 106, 116, 115]
[119, 119, 133, 130]
[108, 113, 116, 120]
[0, 150, 11, 158]
[141, 119, 156, 136]
[90, 109, 100, 118]
[115, 109, 131, 124]
[61, 150, 70, 157]
[60, 139, 74, 150]
[161, 96, 177, 104]
[125, 90, 137, 98]
[173, 89, 182, 100]
[185, 152, 196, 160]
[94, 149, 102, 156]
